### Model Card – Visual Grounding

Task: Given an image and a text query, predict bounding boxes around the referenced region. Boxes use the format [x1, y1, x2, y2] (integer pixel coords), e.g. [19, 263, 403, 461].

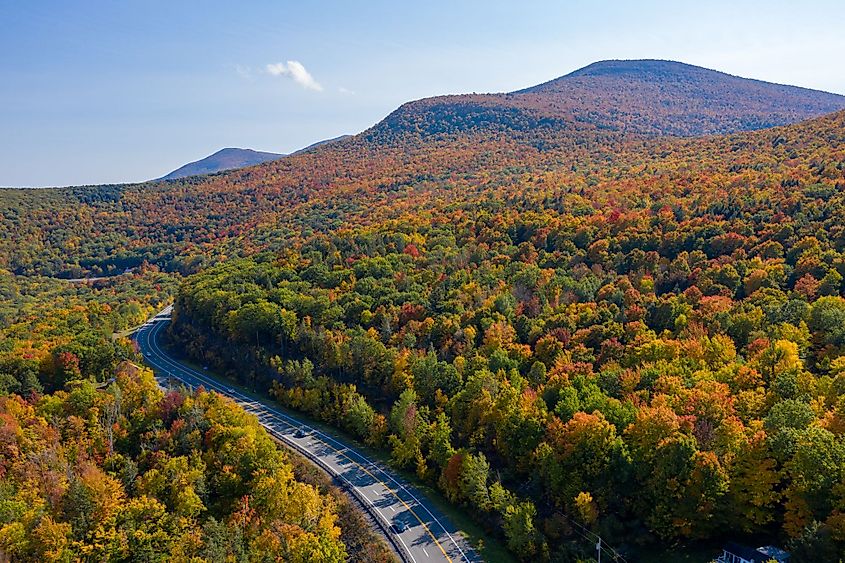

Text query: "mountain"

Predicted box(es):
[155, 61, 845, 183]
[157, 136, 352, 181]
[371, 59, 845, 140]
[158, 148, 284, 180]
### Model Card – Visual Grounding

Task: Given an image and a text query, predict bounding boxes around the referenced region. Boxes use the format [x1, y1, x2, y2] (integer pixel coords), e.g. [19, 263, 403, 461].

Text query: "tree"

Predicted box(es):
[626, 408, 729, 539]
[412, 350, 462, 404]
[346, 393, 376, 439]
[429, 412, 456, 469]
[724, 431, 780, 533]
[538, 412, 629, 514]
[459, 452, 491, 511]
[783, 427, 845, 537]
[389, 389, 423, 469]
[501, 499, 539, 558]
[226, 300, 281, 346]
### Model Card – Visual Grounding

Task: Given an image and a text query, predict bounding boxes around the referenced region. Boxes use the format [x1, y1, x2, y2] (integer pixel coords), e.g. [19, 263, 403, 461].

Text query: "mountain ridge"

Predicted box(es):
[289, 134, 352, 156]
[5, 59, 845, 278]
[544, 58, 841, 94]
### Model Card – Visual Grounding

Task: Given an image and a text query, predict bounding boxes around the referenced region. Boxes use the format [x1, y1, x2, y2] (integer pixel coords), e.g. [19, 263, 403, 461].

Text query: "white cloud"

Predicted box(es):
[265, 60, 323, 91]
[265, 62, 287, 76]
[338, 86, 355, 95]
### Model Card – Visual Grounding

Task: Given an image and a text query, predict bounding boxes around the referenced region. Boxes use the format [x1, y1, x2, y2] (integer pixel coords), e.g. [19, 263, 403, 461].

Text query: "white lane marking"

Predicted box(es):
[140, 321, 447, 563]
[396, 531, 418, 563]
[424, 548, 430, 557]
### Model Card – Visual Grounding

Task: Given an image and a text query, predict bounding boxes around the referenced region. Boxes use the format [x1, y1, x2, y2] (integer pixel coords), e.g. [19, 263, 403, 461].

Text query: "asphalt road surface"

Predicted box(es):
[134, 307, 479, 563]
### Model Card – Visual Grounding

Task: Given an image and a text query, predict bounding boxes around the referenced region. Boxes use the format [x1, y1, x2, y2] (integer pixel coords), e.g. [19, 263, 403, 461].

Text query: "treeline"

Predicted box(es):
[3, 62, 844, 280]
[171, 127, 845, 561]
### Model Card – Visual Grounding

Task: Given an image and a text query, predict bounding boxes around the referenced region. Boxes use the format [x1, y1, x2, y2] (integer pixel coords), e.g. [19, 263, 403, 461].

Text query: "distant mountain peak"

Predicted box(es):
[158, 147, 284, 181]
[211, 147, 271, 157]
[157, 136, 353, 182]
[517, 58, 837, 96]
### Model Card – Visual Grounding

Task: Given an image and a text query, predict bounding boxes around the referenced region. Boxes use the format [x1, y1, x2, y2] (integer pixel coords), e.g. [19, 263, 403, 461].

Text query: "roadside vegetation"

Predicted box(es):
[0, 364, 349, 561]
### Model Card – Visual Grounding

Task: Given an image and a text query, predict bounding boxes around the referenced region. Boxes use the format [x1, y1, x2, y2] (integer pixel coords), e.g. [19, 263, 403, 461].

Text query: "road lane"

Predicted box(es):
[134, 311, 479, 563]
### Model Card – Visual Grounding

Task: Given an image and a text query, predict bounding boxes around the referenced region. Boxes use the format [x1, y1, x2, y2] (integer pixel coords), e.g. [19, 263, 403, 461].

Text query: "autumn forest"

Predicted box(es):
[3, 59, 845, 562]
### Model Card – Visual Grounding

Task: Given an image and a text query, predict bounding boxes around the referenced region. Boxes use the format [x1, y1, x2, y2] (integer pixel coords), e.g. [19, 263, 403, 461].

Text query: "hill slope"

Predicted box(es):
[172, 106, 845, 559]
[289, 134, 352, 156]
[158, 147, 284, 180]
[372, 59, 845, 139]
[4, 60, 845, 278]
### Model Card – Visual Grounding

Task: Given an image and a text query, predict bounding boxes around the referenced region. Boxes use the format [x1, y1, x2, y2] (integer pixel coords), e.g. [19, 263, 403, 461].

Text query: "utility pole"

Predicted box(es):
[596, 537, 601, 563]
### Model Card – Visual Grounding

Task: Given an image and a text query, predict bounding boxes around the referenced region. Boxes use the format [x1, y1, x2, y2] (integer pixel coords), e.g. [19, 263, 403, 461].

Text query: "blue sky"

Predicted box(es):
[2, 0, 844, 187]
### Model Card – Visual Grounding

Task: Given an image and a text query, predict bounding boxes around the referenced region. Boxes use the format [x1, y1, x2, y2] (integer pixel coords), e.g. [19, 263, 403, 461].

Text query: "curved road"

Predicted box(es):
[134, 308, 479, 563]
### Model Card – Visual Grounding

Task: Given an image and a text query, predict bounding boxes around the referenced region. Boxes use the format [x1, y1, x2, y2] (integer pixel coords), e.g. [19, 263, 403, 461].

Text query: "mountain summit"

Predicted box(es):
[372, 59, 845, 139]
[158, 148, 284, 181]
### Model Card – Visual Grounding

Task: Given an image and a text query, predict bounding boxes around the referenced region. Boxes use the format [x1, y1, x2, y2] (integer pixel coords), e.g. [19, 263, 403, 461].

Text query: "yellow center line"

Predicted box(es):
[338, 449, 452, 561]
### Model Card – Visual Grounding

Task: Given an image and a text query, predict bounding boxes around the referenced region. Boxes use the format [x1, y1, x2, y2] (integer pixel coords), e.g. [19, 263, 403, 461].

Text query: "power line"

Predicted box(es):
[553, 509, 628, 563]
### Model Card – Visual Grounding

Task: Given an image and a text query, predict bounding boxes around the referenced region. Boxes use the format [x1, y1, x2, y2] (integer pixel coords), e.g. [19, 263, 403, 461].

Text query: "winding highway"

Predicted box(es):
[134, 307, 479, 563]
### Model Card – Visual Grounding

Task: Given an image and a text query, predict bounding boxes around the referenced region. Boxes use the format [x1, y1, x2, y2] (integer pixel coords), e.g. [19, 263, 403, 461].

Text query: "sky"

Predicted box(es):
[2, 0, 845, 187]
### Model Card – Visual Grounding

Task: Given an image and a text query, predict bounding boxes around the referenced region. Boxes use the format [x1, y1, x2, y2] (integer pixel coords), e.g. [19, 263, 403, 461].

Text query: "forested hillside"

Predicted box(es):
[0, 269, 176, 397]
[0, 364, 353, 561]
[2, 60, 845, 561]
[3, 61, 844, 279]
[0, 269, 398, 562]
[372, 59, 845, 140]
[170, 109, 845, 560]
